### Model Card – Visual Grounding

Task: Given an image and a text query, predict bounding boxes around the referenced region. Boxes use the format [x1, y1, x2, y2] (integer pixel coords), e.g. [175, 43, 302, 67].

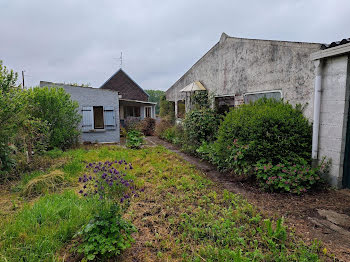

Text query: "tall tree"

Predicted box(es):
[145, 90, 165, 115]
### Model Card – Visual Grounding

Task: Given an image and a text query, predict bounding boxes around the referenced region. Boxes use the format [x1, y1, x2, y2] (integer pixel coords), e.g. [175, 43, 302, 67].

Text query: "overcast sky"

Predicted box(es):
[0, 0, 349, 90]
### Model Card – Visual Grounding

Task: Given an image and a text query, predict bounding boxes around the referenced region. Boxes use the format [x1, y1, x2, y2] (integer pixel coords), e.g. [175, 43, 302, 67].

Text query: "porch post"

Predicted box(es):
[175, 100, 178, 118]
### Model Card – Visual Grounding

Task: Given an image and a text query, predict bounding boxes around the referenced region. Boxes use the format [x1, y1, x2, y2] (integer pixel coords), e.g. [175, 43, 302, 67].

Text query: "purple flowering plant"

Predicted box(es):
[255, 159, 327, 194]
[78, 159, 144, 205]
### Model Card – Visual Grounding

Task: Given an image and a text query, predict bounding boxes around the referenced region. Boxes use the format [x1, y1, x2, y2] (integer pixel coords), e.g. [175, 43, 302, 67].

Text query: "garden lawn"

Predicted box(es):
[0, 145, 322, 261]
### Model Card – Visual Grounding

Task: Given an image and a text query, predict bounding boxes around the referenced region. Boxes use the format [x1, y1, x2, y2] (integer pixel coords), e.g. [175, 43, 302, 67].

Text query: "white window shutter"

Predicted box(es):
[104, 106, 116, 130]
[82, 107, 93, 132]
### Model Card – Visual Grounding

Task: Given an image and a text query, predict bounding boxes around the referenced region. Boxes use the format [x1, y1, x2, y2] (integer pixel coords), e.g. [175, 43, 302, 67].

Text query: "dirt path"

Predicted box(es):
[145, 136, 350, 262]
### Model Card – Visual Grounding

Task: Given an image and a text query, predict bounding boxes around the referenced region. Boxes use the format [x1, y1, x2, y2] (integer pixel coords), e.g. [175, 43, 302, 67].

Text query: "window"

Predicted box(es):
[145, 106, 152, 118]
[244, 90, 282, 104]
[82, 106, 116, 132]
[124, 106, 140, 118]
[93, 106, 104, 129]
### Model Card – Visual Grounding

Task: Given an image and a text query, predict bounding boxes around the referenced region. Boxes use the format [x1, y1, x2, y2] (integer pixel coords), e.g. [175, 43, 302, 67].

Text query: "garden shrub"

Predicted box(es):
[137, 117, 156, 136]
[26, 86, 81, 150]
[124, 117, 140, 132]
[120, 127, 127, 137]
[197, 98, 325, 193]
[126, 130, 144, 149]
[255, 159, 327, 194]
[155, 117, 173, 137]
[159, 95, 175, 122]
[0, 61, 24, 175]
[216, 98, 312, 166]
[160, 125, 184, 145]
[183, 108, 221, 153]
[76, 204, 136, 261]
[191, 90, 210, 109]
[197, 139, 254, 177]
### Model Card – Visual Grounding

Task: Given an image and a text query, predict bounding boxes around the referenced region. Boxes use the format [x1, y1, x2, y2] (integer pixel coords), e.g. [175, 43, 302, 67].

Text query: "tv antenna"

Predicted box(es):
[120, 52, 123, 68]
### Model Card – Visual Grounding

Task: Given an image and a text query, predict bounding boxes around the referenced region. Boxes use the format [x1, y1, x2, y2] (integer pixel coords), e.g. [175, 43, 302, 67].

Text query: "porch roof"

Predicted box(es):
[180, 81, 206, 92]
[119, 98, 157, 105]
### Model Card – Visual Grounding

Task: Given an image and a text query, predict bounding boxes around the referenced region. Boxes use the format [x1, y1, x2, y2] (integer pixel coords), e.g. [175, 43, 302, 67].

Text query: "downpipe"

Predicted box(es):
[312, 60, 322, 166]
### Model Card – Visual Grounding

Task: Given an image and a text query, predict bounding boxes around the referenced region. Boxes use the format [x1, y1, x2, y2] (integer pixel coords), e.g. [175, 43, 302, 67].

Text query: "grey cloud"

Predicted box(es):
[0, 0, 349, 90]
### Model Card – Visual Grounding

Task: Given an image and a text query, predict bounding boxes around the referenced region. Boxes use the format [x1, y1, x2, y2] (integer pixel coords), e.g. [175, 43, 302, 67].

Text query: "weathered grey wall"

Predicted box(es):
[40, 81, 120, 143]
[166, 33, 321, 119]
[318, 55, 349, 187]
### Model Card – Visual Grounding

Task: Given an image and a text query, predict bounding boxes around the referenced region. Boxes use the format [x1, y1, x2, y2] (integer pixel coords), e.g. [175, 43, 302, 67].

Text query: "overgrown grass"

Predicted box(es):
[0, 145, 323, 261]
[0, 191, 101, 262]
[121, 146, 322, 261]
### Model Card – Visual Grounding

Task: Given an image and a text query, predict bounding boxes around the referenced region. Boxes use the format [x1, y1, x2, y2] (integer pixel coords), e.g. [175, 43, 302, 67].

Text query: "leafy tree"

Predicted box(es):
[0, 61, 24, 172]
[0, 60, 18, 92]
[145, 89, 164, 115]
[26, 86, 81, 150]
[159, 95, 175, 122]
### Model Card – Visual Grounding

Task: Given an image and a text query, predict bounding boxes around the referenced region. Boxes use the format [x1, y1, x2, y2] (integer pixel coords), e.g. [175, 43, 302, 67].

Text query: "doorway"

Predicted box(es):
[343, 103, 350, 188]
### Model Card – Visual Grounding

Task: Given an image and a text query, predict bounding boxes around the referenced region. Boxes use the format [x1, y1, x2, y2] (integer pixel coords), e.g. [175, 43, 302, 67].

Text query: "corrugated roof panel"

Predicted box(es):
[321, 38, 350, 49]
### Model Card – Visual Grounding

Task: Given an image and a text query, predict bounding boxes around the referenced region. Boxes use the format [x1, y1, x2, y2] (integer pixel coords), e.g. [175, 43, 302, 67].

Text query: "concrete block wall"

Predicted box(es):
[318, 55, 349, 187]
[166, 33, 321, 120]
[40, 81, 120, 143]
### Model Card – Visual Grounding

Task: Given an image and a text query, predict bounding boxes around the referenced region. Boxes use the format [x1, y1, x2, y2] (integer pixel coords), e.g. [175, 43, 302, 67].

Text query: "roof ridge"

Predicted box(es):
[100, 69, 149, 98]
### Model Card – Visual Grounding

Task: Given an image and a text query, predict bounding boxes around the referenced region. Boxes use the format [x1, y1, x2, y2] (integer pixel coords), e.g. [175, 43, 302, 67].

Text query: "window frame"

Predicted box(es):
[145, 106, 152, 118]
[243, 90, 283, 104]
[93, 106, 105, 129]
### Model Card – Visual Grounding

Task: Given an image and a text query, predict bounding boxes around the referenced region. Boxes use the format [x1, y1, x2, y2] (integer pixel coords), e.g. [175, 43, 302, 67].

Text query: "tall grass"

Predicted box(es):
[0, 191, 100, 262]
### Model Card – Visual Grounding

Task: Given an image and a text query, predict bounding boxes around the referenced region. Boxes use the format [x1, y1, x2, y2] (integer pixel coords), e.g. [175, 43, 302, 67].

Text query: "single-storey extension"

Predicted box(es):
[40, 81, 120, 143]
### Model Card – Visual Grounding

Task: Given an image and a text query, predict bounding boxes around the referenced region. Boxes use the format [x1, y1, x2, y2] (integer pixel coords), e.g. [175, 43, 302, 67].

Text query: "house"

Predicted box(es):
[310, 39, 350, 188]
[40, 81, 120, 143]
[166, 33, 321, 120]
[165, 33, 350, 189]
[100, 69, 156, 126]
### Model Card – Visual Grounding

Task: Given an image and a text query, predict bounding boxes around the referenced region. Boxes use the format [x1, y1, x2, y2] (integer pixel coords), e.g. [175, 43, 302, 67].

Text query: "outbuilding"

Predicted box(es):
[40, 81, 120, 143]
[166, 33, 322, 120]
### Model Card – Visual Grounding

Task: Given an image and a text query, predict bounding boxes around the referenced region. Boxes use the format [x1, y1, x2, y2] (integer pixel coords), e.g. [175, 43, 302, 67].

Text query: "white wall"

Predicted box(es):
[318, 55, 349, 187]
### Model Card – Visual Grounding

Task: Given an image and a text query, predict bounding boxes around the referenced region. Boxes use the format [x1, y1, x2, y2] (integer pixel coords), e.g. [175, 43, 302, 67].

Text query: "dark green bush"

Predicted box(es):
[216, 99, 312, 166]
[197, 139, 254, 176]
[26, 86, 81, 150]
[183, 108, 221, 153]
[191, 91, 210, 109]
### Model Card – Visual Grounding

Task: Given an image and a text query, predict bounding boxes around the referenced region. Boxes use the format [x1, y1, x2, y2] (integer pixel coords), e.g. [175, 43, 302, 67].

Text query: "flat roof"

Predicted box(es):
[119, 98, 157, 105]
